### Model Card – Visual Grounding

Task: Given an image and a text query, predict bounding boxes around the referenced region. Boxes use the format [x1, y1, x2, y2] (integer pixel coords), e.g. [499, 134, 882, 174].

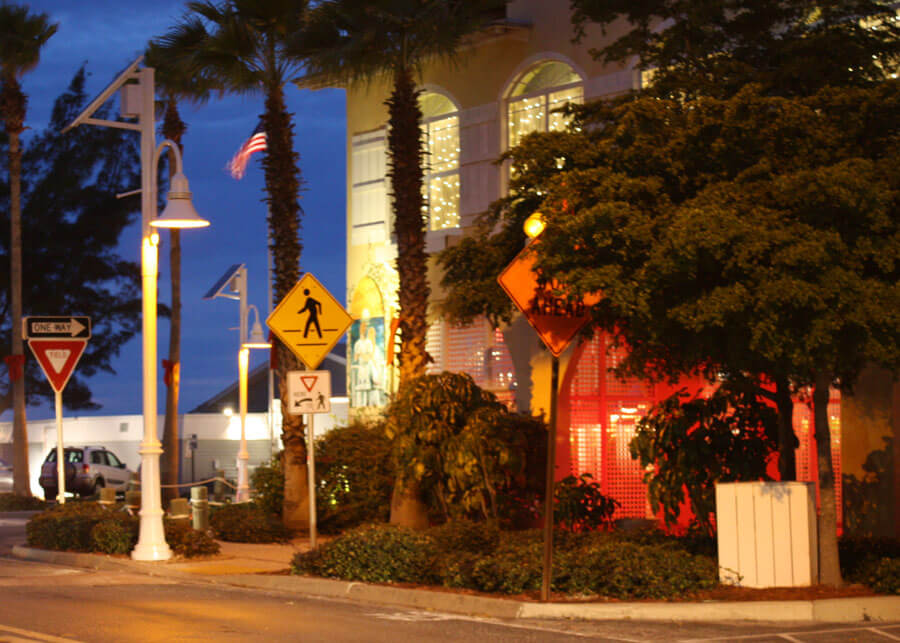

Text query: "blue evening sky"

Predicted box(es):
[16, 1, 347, 419]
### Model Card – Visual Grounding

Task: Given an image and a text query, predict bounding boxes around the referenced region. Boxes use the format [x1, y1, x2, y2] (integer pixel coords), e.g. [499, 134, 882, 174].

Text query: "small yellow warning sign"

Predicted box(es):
[267, 274, 352, 370]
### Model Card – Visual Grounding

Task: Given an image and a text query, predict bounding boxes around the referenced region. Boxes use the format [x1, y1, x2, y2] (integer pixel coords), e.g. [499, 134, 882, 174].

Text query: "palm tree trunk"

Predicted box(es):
[388, 66, 429, 387]
[813, 371, 842, 586]
[161, 100, 187, 507]
[260, 77, 307, 530]
[3, 75, 30, 497]
[386, 66, 430, 528]
[162, 229, 181, 507]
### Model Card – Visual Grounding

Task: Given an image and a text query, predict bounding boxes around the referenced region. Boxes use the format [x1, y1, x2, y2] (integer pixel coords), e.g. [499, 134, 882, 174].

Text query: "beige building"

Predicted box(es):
[341, 0, 899, 537]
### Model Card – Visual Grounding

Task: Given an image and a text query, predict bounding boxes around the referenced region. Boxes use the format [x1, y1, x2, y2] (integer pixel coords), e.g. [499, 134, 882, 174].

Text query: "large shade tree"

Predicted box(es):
[302, 0, 505, 527]
[0, 68, 144, 427]
[0, 3, 57, 496]
[144, 36, 214, 506]
[163, 0, 310, 528]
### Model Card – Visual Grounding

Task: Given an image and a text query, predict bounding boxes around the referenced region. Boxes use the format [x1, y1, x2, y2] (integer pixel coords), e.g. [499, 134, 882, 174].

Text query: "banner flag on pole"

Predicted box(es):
[228, 120, 267, 179]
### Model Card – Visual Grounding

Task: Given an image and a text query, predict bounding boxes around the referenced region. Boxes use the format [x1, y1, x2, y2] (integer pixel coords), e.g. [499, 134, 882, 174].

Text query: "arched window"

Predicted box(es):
[420, 92, 460, 231]
[507, 60, 583, 149]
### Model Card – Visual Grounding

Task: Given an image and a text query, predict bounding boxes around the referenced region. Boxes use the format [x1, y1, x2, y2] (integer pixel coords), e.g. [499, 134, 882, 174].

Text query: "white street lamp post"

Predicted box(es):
[63, 61, 209, 562]
[205, 265, 270, 502]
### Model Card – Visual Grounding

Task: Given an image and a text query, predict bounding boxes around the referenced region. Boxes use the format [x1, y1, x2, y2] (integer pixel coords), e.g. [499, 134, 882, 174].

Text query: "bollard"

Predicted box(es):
[98, 487, 116, 506]
[125, 490, 141, 514]
[169, 497, 190, 520]
[191, 485, 209, 531]
[213, 469, 226, 503]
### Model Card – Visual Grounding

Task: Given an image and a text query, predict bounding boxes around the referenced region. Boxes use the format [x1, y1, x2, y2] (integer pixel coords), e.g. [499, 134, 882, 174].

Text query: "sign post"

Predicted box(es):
[498, 239, 597, 601]
[24, 316, 91, 504]
[268, 275, 351, 549]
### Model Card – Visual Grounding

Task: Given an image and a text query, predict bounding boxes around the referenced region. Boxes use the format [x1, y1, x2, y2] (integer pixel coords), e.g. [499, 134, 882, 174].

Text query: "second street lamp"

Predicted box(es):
[204, 265, 270, 501]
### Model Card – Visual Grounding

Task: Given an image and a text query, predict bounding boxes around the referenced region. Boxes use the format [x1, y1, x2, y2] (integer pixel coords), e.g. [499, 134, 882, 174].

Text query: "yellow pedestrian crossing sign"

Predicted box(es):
[267, 273, 352, 370]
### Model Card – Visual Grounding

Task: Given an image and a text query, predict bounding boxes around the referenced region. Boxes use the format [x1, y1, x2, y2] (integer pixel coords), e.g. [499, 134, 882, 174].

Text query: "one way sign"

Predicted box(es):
[24, 316, 91, 339]
[287, 370, 331, 415]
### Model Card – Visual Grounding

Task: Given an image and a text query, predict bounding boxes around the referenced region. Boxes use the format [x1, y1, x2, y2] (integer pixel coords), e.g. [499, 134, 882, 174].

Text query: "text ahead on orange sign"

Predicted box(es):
[498, 241, 600, 357]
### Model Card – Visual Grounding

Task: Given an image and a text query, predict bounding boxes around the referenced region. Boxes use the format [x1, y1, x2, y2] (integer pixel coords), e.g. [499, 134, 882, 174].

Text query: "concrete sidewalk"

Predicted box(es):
[10, 540, 900, 624]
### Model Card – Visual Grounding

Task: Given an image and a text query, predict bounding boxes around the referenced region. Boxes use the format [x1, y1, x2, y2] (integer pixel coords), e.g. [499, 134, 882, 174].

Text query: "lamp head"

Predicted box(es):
[523, 211, 546, 239]
[151, 171, 210, 229]
[243, 318, 272, 349]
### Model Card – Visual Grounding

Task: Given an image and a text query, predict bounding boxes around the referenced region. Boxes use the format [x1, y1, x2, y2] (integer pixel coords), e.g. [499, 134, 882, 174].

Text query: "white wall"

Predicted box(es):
[0, 396, 350, 497]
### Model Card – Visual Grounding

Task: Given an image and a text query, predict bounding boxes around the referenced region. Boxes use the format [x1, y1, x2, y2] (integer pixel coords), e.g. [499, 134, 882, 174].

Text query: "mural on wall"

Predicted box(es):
[348, 274, 391, 408]
[350, 316, 387, 408]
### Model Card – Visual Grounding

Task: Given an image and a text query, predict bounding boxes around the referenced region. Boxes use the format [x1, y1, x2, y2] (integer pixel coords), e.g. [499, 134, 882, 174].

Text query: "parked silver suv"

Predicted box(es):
[39, 446, 133, 500]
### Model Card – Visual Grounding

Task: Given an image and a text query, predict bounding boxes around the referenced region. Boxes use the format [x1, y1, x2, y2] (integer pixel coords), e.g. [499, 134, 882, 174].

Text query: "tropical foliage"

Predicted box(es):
[0, 2, 57, 496]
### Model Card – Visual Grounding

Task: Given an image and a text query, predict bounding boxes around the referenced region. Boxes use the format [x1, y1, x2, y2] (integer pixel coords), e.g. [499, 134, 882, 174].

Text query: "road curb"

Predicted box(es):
[11, 546, 900, 623]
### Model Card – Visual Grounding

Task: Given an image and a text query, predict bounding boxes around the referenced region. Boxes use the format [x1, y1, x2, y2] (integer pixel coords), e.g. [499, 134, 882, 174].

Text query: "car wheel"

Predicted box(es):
[43, 488, 58, 502]
[84, 478, 104, 498]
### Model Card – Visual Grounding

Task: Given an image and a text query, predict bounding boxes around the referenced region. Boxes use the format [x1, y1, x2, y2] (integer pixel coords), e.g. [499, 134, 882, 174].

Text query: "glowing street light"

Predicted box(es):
[64, 59, 209, 561]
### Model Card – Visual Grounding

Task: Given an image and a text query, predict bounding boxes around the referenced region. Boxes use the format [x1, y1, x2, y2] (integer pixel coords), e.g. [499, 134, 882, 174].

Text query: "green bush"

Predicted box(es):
[26, 502, 111, 551]
[292, 522, 719, 598]
[165, 519, 220, 557]
[251, 454, 284, 518]
[840, 537, 900, 582]
[210, 502, 292, 543]
[554, 474, 619, 532]
[864, 558, 900, 594]
[90, 513, 138, 554]
[0, 493, 47, 511]
[315, 420, 392, 533]
[385, 372, 546, 524]
[292, 524, 438, 584]
[26, 502, 218, 557]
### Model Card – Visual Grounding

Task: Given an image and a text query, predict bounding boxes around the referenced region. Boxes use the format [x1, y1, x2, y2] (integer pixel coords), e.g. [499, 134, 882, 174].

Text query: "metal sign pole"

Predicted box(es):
[306, 412, 317, 549]
[55, 390, 66, 504]
[541, 355, 560, 601]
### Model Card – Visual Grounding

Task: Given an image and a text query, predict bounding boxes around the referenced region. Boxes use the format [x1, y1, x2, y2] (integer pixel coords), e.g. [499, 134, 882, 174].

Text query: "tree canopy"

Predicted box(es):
[0, 67, 144, 412]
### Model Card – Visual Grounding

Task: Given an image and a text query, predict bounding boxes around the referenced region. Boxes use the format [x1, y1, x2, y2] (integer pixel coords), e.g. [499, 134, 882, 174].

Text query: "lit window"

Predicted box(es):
[507, 61, 583, 149]
[420, 92, 460, 231]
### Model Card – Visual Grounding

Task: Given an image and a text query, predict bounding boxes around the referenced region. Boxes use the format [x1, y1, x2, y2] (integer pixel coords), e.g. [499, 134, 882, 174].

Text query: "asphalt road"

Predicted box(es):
[1, 514, 899, 642]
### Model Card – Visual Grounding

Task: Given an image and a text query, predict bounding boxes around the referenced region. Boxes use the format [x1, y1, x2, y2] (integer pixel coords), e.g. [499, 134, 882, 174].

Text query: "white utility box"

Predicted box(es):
[715, 481, 817, 587]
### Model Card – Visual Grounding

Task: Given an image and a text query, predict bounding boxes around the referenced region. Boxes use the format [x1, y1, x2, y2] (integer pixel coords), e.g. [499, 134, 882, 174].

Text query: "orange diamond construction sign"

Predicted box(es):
[267, 273, 352, 370]
[497, 240, 600, 357]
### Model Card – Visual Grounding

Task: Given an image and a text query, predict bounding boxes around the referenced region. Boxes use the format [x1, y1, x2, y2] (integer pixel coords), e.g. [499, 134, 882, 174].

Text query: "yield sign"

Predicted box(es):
[268, 273, 352, 370]
[28, 339, 88, 393]
[497, 240, 600, 357]
[287, 370, 331, 415]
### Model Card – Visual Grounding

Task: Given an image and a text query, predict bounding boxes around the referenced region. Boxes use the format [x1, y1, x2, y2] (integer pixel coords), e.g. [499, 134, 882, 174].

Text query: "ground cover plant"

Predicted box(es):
[291, 521, 719, 599]
[25, 502, 218, 557]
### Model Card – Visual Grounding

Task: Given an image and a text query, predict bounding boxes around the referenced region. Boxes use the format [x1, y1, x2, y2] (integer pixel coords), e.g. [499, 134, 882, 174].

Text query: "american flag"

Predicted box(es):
[229, 121, 267, 179]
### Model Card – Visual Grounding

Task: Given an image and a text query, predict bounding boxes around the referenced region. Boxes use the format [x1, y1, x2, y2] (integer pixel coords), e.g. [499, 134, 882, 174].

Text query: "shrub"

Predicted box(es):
[26, 502, 111, 551]
[430, 519, 500, 555]
[386, 372, 546, 524]
[90, 513, 138, 554]
[210, 502, 292, 543]
[556, 540, 718, 599]
[27, 503, 219, 558]
[0, 493, 47, 511]
[315, 420, 392, 533]
[840, 537, 900, 582]
[865, 558, 900, 594]
[251, 454, 284, 518]
[165, 519, 220, 557]
[554, 474, 619, 532]
[292, 524, 438, 584]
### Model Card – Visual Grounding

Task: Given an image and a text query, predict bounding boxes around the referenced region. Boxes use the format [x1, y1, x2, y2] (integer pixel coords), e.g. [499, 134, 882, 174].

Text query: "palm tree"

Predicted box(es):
[144, 37, 214, 506]
[0, 4, 57, 497]
[302, 0, 504, 526]
[159, 0, 310, 528]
